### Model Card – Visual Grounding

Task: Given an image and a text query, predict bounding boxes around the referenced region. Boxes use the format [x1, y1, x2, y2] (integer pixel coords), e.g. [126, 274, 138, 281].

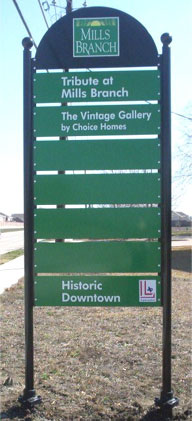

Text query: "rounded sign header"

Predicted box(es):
[35, 6, 158, 69]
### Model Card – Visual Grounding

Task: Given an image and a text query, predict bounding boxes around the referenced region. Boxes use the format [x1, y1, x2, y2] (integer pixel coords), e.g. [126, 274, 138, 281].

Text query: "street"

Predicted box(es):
[0, 230, 24, 255]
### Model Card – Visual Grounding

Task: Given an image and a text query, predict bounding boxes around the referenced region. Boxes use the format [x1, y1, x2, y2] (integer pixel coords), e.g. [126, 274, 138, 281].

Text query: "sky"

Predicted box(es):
[0, 0, 192, 216]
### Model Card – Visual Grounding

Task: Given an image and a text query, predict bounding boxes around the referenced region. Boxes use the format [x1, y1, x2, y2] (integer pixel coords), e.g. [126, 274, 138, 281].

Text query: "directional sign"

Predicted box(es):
[34, 276, 161, 307]
[33, 70, 160, 103]
[34, 104, 160, 137]
[33, 68, 161, 308]
[21, 5, 177, 413]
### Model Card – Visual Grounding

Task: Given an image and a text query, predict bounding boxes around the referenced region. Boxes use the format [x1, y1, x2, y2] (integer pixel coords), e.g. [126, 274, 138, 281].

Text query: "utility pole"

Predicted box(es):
[66, 0, 72, 14]
[56, 0, 72, 239]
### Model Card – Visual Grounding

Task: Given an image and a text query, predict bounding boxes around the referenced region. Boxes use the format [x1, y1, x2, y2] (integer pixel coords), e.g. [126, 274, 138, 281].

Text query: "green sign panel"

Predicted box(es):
[33, 70, 160, 103]
[32, 68, 162, 307]
[34, 208, 161, 239]
[34, 139, 160, 171]
[34, 173, 161, 205]
[34, 276, 161, 307]
[34, 241, 161, 273]
[34, 104, 160, 137]
[73, 17, 119, 57]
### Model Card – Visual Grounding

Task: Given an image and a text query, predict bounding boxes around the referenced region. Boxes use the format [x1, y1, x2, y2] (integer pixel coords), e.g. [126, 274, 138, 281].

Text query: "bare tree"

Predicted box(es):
[172, 107, 192, 211]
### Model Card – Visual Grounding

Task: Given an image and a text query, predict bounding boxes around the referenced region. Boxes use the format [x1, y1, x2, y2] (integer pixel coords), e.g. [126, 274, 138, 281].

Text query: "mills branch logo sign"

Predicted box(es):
[73, 17, 119, 57]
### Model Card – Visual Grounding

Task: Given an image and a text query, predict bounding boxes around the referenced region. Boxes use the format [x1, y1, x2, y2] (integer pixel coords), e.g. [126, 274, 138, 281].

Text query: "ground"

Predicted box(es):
[0, 249, 191, 420]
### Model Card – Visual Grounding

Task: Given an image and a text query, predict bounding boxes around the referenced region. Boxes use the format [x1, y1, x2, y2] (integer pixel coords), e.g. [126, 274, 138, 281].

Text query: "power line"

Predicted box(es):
[37, 0, 49, 29]
[172, 112, 192, 121]
[145, 101, 192, 121]
[12, 0, 37, 49]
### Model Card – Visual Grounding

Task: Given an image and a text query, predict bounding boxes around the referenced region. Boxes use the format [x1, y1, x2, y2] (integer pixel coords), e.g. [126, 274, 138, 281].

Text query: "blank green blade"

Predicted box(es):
[34, 138, 160, 171]
[34, 207, 161, 239]
[34, 241, 161, 273]
[34, 173, 161, 205]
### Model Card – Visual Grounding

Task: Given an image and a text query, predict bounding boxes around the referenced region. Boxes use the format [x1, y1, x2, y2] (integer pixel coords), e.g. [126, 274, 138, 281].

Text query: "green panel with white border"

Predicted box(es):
[34, 276, 161, 307]
[33, 70, 160, 103]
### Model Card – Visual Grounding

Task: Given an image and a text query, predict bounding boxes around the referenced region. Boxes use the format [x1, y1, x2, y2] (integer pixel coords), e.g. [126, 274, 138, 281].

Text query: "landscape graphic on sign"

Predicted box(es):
[73, 17, 119, 57]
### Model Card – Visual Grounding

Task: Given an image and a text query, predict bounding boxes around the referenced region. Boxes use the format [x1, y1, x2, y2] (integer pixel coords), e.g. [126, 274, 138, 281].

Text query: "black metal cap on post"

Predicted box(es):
[22, 37, 33, 49]
[161, 32, 172, 45]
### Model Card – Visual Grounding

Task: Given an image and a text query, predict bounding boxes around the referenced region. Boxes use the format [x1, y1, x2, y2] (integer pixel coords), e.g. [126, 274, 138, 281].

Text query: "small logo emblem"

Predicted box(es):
[139, 280, 156, 302]
[73, 17, 119, 58]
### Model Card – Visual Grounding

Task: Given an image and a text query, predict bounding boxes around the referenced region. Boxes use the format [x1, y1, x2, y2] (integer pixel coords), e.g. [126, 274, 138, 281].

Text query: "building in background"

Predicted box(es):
[0, 212, 13, 222]
[11, 214, 24, 223]
[171, 211, 191, 227]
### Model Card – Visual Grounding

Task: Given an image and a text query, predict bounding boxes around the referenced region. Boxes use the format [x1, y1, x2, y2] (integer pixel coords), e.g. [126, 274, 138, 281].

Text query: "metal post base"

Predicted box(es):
[18, 389, 42, 408]
[155, 391, 179, 409]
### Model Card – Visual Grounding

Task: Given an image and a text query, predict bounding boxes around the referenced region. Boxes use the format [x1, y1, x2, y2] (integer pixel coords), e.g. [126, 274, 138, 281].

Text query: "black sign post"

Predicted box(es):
[154, 33, 179, 417]
[19, 7, 179, 417]
[18, 37, 41, 407]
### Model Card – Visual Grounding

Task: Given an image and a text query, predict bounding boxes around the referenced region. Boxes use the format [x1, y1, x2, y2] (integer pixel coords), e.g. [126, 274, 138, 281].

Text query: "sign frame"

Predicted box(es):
[20, 6, 179, 416]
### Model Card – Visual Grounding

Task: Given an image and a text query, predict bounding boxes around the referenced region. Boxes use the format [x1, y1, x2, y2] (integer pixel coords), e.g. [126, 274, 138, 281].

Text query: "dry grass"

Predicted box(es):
[0, 269, 191, 420]
[0, 249, 24, 265]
